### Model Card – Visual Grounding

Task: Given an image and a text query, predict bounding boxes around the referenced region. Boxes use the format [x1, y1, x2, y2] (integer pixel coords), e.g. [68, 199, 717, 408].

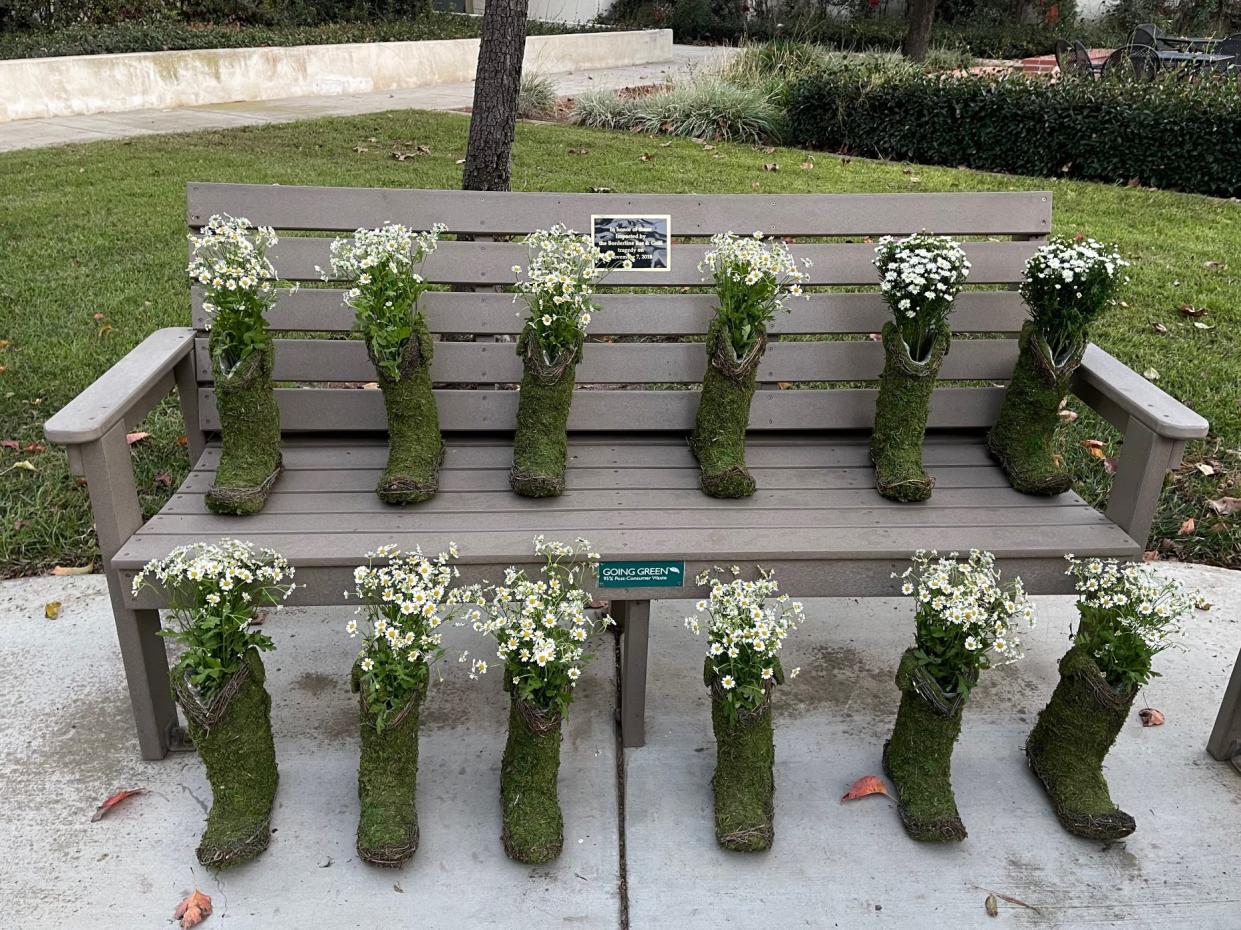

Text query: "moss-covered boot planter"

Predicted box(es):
[500, 692, 564, 863]
[354, 667, 429, 867]
[987, 322, 1085, 496]
[870, 322, 950, 504]
[690, 320, 766, 499]
[707, 657, 776, 851]
[1026, 645, 1137, 840]
[882, 649, 969, 842]
[172, 648, 279, 869]
[372, 314, 443, 505]
[510, 331, 581, 498]
[206, 343, 282, 516]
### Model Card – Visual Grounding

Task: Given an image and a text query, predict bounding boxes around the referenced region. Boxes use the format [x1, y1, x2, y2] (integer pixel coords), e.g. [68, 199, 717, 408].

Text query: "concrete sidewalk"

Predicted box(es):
[1, 563, 1238, 929]
[0, 45, 728, 154]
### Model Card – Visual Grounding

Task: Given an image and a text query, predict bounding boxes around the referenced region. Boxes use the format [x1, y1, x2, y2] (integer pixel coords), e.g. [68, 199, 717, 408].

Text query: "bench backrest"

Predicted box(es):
[187, 183, 1051, 435]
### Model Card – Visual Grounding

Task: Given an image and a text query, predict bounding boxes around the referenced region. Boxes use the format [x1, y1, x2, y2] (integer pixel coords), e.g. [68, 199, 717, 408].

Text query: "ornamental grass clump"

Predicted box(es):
[988, 237, 1128, 495]
[133, 540, 296, 868]
[1027, 557, 1192, 840]
[189, 215, 284, 515]
[686, 567, 803, 851]
[326, 223, 447, 505]
[870, 233, 971, 502]
[346, 543, 470, 866]
[885, 550, 1034, 842]
[509, 227, 624, 498]
[691, 232, 809, 498]
[466, 536, 613, 862]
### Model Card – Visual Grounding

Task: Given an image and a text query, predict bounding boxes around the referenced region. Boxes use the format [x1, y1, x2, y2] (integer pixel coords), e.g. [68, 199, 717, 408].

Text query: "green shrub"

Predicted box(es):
[518, 73, 559, 119]
[0, 15, 582, 59]
[573, 75, 783, 143]
[786, 66, 1241, 197]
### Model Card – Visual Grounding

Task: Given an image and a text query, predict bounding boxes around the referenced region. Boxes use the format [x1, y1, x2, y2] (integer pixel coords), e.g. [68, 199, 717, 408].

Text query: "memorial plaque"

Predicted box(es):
[591, 214, 671, 271]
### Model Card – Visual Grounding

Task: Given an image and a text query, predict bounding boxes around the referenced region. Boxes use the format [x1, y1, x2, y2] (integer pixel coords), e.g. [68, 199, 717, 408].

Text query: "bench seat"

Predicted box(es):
[116, 433, 1140, 605]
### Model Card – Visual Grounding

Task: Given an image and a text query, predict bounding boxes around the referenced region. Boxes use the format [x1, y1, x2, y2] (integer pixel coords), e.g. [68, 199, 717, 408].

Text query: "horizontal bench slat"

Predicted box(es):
[193, 337, 1019, 384]
[175, 462, 1015, 494]
[188, 184, 1053, 237]
[114, 522, 1137, 571]
[255, 238, 1037, 285]
[190, 436, 996, 470]
[192, 289, 1031, 335]
[199, 386, 1006, 431]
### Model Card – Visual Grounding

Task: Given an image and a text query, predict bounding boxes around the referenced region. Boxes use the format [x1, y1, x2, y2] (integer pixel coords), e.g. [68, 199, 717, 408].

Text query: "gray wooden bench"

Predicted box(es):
[44, 183, 1211, 761]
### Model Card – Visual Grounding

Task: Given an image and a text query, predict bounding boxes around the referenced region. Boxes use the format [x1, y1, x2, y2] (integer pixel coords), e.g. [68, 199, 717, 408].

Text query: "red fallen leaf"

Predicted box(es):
[1139, 707, 1165, 726]
[1103, 456, 1118, 476]
[153, 472, 173, 488]
[23, 442, 45, 453]
[174, 888, 213, 929]
[126, 431, 150, 445]
[1142, 550, 1159, 561]
[0, 439, 18, 451]
[91, 787, 143, 822]
[1179, 517, 1196, 535]
[1080, 439, 1106, 459]
[840, 774, 891, 803]
[176, 435, 189, 447]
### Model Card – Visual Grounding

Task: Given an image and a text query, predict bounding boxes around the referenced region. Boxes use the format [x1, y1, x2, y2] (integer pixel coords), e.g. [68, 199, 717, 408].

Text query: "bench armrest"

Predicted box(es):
[1073, 344, 1209, 440]
[1071, 343, 1209, 546]
[44, 328, 196, 446]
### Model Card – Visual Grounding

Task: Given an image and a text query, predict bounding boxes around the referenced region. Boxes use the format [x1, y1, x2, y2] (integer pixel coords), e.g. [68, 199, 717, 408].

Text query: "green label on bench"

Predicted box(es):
[598, 560, 685, 588]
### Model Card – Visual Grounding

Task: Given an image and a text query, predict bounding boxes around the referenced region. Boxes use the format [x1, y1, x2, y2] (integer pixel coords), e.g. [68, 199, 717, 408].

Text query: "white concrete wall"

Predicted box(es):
[527, 0, 609, 25]
[0, 28, 672, 123]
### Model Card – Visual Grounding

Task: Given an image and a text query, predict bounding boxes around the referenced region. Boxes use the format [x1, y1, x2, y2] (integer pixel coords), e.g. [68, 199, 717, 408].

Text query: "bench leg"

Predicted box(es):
[105, 568, 178, 760]
[614, 600, 651, 749]
[1207, 646, 1241, 770]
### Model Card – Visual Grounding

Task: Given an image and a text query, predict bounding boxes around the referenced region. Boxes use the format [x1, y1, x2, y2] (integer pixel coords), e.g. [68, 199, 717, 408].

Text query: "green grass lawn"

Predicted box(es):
[1, 109, 1238, 576]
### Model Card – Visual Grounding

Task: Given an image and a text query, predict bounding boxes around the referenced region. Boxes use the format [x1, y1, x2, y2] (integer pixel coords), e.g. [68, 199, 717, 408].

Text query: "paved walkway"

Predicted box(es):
[2, 562, 1239, 928]
[0, 45, 730, 154]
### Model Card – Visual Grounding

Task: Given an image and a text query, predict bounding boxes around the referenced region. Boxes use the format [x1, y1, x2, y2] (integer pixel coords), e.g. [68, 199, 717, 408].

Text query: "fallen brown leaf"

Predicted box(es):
[1196, 462, 1217, 476]
[1207, 497, 1241, 516]
[1081, 439, 1106, 459]
[44, 601, 61, 619]
[840, 774, 890, 803]
[0, 439, 18, 450]
[1103, 456, 1118, 476]
[51, 564, 92, 576]
[1179, 517, 1196, 535]
[173, 888, 213, 929]
[154, 472, 173, 488]
[1058, 408, 1078, 423]
[1151, 321, 1169, 334]
[799, 160, 815, 170]
[1139, 707, 1165, 727]
[125, 431, 150, 445]
[985, 894, 999, 917]
[762, 163, 779, 172]
[91, 787, 144, 822]
[1178, 304, 1208, 318]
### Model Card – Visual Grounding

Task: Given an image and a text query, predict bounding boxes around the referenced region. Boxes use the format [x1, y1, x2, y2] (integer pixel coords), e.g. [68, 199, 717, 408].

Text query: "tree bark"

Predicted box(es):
[902, 0, 936, 62]
[461, 0, 530, 192]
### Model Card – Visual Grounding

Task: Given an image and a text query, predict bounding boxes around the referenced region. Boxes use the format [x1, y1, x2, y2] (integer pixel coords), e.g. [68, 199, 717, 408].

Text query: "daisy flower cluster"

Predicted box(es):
[699, 232, 811, 358]
[187, 214, 280, 370]
[133, 540, 295, 701]
[873, 233, 971, 361]
[513, 225, 628, 360]
[324, 223, 448, 380]
[685, 566, 804, 719]
[1066, 556, 1193, 689]
[464, 536, 612, 716]
[897, 550, 1035, 697]
[1021, 237, 1128, 361]
[347, 543, 472, 730]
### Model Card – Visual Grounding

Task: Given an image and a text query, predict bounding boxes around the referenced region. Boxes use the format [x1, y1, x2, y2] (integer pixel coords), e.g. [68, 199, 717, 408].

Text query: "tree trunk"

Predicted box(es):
[461, 0, 530, 192]
[902, 0, 936, 62]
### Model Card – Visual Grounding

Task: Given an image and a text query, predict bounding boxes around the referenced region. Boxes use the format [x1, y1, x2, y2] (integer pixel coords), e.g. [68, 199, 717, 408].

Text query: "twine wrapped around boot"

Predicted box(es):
[510, 332, 582, 498]
[1026, 644, 1138, 840]
[500, 692, 565, 862]
[882, 648, 971, 842]
[707, 656, 776, 851]
[371, 314, 443, 505]
[206, 344, 282, 516]
[870, 322, 951, 503]
[172, 649, 278, 869]
[690, 321, 767, 499]
[987, 321, 1087, 496]
[354, 669, 429, 867]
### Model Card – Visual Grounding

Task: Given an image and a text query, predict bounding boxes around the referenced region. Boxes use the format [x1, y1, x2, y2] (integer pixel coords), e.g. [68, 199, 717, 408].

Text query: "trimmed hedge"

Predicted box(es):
[0, 15, 583, 59]
[786, 68, 1241, 197]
